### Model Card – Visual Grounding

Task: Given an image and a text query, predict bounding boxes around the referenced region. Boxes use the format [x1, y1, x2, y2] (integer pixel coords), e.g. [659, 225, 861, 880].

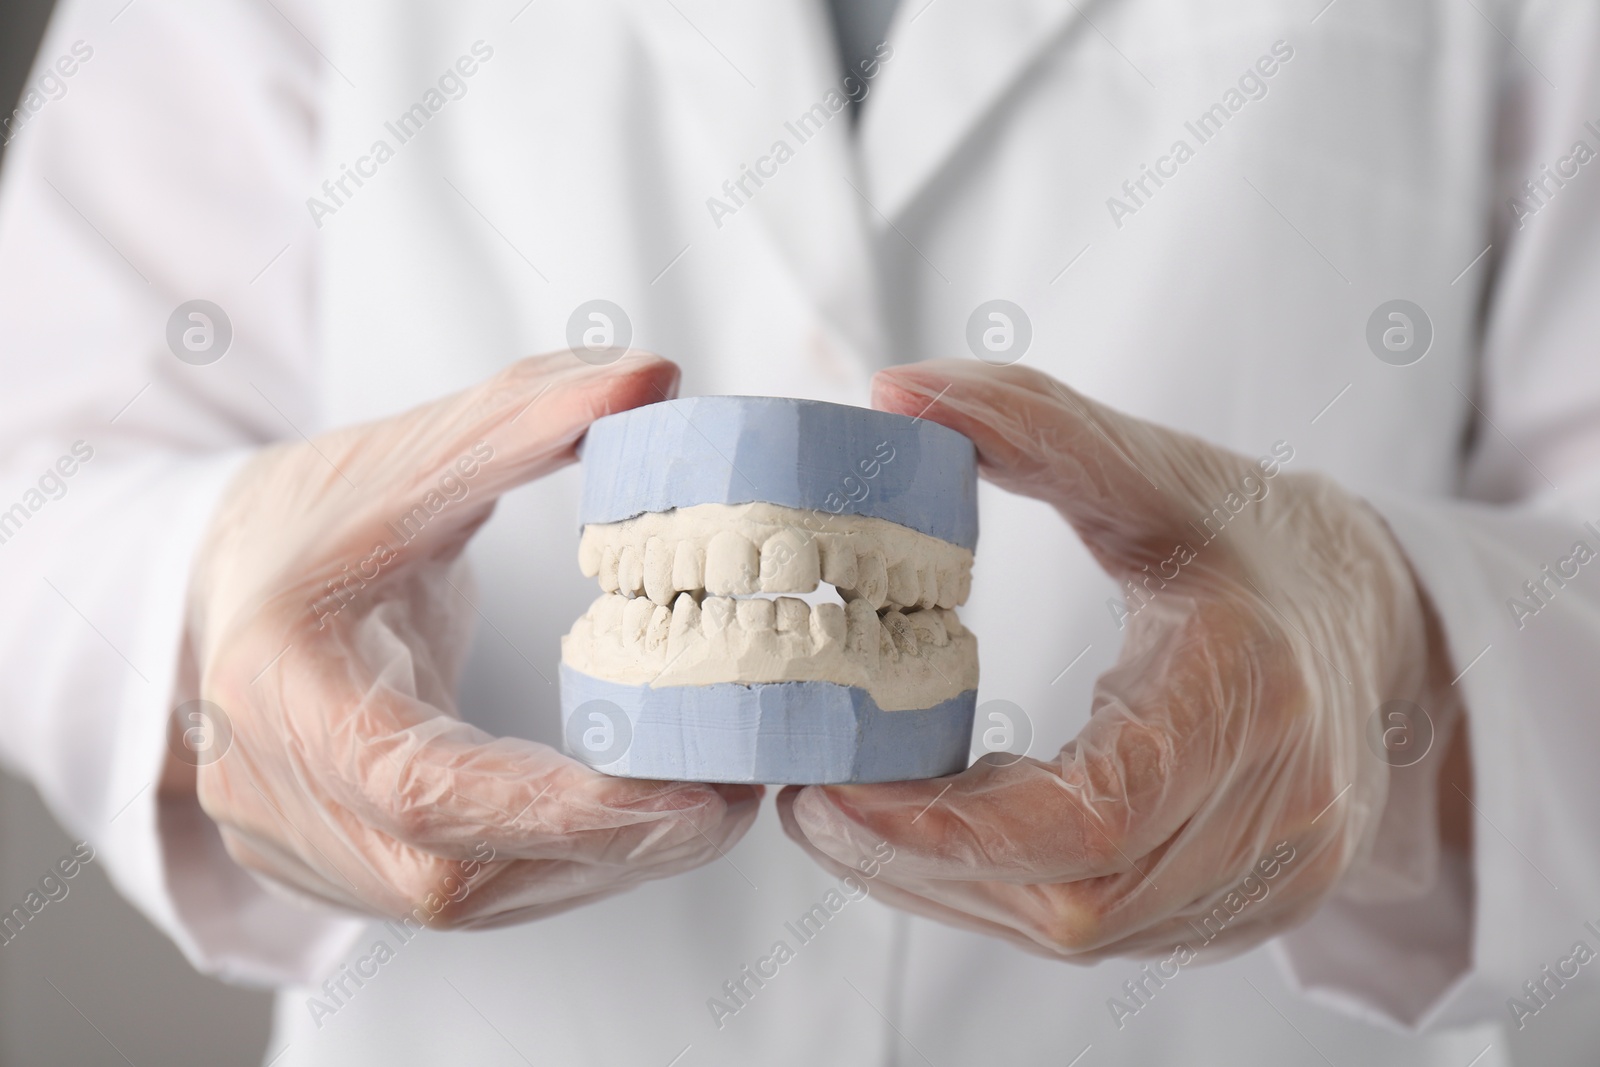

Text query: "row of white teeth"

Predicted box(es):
[574, 591, 967, 663]
[566, 505, 979, 708]
[578, 517, 972, 612]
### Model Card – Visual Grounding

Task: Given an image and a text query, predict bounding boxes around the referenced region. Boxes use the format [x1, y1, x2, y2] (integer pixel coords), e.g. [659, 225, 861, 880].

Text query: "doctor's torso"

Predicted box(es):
[273, 0, 1513, 1062]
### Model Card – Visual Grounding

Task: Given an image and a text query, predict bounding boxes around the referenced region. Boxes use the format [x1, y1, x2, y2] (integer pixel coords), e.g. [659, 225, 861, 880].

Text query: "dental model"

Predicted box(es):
[560, 396, 978, 784]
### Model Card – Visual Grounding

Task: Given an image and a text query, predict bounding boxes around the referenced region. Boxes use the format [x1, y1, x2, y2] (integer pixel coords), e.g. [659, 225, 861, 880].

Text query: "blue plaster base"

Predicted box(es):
[559, 664, 975, 784]
[577, 396, 979, 549]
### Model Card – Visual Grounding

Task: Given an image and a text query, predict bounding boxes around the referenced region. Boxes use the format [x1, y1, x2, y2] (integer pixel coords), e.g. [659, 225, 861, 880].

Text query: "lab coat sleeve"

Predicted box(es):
[0, 0, 365, 984]
[1276, 2, 1600, 1029]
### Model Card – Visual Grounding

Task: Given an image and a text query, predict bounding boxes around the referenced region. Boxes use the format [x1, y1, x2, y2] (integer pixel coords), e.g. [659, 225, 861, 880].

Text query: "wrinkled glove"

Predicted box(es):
[186, 353, 760, 928]
[780, 358, 1450, 960]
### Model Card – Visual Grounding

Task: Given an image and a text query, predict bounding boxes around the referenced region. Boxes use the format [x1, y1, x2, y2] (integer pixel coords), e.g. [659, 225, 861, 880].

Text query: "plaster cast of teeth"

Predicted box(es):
[564, 503, 976, 709]
[558, 396, 980, 785]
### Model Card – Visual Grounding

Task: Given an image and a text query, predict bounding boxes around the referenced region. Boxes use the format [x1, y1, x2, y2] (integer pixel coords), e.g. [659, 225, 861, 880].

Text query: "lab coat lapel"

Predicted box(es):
[860, 0, 1086, 222]
[626, 0, 891, 371]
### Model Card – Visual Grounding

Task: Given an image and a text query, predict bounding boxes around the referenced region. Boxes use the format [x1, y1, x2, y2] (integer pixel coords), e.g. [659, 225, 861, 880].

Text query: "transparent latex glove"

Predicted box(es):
[186, 353, 760, 928]
[780, 359, 1443, 960]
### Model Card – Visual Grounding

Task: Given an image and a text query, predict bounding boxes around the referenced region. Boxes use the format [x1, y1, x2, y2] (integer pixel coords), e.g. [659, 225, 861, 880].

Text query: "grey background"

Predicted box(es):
[0, 2, 273, 1063]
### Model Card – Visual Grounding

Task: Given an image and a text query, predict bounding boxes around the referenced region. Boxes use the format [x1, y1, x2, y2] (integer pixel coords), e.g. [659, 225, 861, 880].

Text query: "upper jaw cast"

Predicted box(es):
[578, 502, 973, 611]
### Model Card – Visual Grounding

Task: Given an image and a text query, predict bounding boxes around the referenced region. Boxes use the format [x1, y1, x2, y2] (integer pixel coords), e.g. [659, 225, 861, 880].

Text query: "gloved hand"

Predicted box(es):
[780, 358, 1453, 960]
[185, 353, 761, 928]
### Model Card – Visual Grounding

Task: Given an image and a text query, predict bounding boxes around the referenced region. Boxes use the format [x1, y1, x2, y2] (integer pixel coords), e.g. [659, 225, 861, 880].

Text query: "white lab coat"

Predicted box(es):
[3, 0, 1600, 1062]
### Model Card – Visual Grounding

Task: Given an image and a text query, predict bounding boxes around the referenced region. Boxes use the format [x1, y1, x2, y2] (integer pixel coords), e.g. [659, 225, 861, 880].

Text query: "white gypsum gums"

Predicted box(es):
[560, 502, 976, 711]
